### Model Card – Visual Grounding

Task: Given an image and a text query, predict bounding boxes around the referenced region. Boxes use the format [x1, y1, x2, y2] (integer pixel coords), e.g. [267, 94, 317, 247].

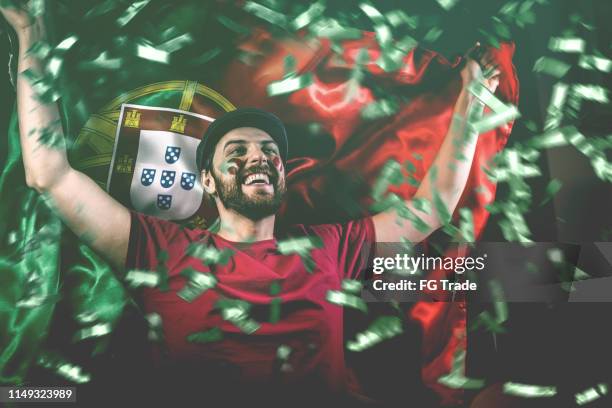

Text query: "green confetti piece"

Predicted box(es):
[216, 15, 252, 34]
[533, 56, 571, 78]
[385, 10, 418, 29]
[326, 290, 367, 313]
[124, 269, 159, 288]
[79, 51, 122, 70]
[158, 33, 194, 53]
[187, 243, 234, 265]
[544, 82, 569, 131]
[371, 160, 403, 201]
[84, 0, 121, 19]
[539, 179, 562, 206]
[276, 344, 292, 360]
[308, 17, 362, 41]
[436, 0, 458, 11]
[424, 27, 444, 43]
[243, 1, 287, 27]
[360, 98, 399, 119]
[572, 84, 609, 104]
[359, 2, 392, 49]
[177, 268, 217, 302]
[578, 55, 612, 73]
[341, 279, 363, 294]
[291, 1, 326, 31]
[503, 382, 557, 398]
[267, 73, 313, 96]
[27, 41, 52, 59]
[145, 313, 163, 341]
[73, 323, 113, 342]
[216, 299, 261, 334]
[136, 42, 170, 64]
[433, 189, 452, 225]
[548, 37, 585, 53]
[437, 348, 485, 389]
[458, 208, 474, 243]
[191, 47, 222, 65]
[346, 316, 402, 352]
[467, 81, 508, 112]
[117, 0, 151, 27]
[37, 352, 91, 384]
[269, 281, 282, 323]
[187, 327, 223, 343]
[277, 237, 322, 272]
[471, 105, 521, 133]
[575, 383, 608, 405]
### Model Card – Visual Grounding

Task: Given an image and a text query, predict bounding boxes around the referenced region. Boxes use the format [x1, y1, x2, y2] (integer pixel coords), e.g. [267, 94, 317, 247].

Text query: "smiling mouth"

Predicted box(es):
[242, 173, 271, 186]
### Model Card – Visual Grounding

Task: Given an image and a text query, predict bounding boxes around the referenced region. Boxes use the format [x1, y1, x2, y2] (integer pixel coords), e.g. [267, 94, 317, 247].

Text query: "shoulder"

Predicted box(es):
[130, 211, 209, 242]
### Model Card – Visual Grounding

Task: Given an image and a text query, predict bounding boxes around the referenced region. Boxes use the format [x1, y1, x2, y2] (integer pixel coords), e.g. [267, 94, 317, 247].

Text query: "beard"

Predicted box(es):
[212, 163, 286, 221]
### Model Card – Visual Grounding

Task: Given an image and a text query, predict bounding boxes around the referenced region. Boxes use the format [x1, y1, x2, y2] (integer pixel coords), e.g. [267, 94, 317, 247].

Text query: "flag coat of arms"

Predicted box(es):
[107, 104, 213, 220]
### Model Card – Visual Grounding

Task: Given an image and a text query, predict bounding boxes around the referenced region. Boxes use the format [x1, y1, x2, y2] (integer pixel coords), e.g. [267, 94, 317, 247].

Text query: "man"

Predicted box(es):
[2, 2, 500, 403]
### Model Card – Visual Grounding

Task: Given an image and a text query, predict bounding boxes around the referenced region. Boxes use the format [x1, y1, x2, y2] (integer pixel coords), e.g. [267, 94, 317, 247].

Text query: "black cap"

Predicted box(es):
[196, 108, 288, 172]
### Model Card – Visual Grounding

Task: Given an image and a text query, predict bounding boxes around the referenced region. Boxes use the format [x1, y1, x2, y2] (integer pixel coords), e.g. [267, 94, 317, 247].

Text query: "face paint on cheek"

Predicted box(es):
[272, 156, 283, 174]
[221, 158, 243, 176]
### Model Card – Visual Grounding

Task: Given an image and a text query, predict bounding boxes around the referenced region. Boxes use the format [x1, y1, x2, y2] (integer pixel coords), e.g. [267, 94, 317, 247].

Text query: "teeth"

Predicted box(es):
[244, 173, 270, 185]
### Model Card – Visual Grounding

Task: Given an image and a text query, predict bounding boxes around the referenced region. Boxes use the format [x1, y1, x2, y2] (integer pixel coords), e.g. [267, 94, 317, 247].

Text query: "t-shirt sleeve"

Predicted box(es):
[309, 217, 376, 281]
[125, 210, 187, 271]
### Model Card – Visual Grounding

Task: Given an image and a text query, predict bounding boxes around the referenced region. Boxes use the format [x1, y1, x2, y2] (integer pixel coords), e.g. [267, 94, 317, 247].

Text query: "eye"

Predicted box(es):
[228, 146, 247, 156]
[264, 146, 278, 155]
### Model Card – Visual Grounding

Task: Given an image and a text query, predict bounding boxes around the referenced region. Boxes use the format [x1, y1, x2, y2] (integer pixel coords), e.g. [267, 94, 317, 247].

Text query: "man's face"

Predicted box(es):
[204, 127, 286, 220]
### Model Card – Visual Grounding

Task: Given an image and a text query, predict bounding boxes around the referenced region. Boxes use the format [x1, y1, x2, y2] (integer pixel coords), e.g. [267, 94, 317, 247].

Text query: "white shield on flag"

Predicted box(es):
[130, 129, 203, 219]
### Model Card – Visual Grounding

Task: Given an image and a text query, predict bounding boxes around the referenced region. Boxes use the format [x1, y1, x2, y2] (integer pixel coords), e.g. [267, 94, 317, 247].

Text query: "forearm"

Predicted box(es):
[413, 87, 484, 225]
[16, 23, 71, 191]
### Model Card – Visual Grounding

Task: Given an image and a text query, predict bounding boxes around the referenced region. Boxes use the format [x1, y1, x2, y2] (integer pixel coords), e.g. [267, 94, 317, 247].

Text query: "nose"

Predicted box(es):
[246, 146, 269, 167]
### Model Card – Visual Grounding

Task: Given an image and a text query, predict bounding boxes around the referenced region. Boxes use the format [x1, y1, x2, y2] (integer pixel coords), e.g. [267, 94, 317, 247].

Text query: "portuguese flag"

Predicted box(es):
[0, 1, 518, 404]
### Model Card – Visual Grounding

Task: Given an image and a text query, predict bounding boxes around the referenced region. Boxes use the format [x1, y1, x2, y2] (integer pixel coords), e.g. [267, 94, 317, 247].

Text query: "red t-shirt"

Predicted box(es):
[125, 211, 376, 392]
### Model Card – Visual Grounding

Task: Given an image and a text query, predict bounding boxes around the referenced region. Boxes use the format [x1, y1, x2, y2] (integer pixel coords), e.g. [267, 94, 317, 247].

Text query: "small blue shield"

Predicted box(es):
[165, 146, 181, 164]
[141, 168, 156, 186]
[160, 170, 176, 188]
[157, 194, 172, 210]
[181, 172, 196, 190]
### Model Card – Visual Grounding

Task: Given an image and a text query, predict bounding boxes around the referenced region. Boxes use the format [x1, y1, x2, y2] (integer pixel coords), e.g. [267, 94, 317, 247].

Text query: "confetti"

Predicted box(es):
[346, 316, 402, 352]
[136, 43, 170, 64]
[187, 243, 234, 265]
[578, 55, 612, 73]
[37, 352, 91, 384]
[267, 73, 313, 96]
[145, 313, 163, 341]
[533, 56, 571, 78]
[341, 279, 363, 295]
[177, 267, 217, 302]
[291, 1, 326, 31]
[124, 269, 159, 288]
[73, 323, 113, 342]
[438, 349, 485, 389]
[277, 236, 323, 273]
[359, 2, 392, 49]
[503, 382, 557, 398]
[326, 290, 367, 313]
[117, 0, 151, 27]
[575, 383, 609, 405]
[243, 1, 287, 28]
[216, 299, 261, 334]
[436, 0, 459, 11]
[371, 160, 403, 201]
[548, 37, 585, 53]
[187, 327, 223, 343]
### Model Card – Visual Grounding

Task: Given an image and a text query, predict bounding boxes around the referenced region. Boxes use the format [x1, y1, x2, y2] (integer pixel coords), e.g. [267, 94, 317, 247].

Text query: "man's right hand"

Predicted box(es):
[0, 1, 40, 34]
[5, 0, 131, 271]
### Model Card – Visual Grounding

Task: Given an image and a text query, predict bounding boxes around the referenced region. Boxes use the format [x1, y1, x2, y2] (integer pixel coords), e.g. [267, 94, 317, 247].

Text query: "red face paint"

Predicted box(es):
[272, 156, 284, 174]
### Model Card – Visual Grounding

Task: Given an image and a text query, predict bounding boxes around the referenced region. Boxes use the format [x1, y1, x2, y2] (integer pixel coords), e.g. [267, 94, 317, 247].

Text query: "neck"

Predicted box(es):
[215, 208, 276, 242]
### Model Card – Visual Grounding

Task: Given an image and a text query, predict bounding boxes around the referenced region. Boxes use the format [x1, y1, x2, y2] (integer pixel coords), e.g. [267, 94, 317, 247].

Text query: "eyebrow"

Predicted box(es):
[223, 139, 278, 152]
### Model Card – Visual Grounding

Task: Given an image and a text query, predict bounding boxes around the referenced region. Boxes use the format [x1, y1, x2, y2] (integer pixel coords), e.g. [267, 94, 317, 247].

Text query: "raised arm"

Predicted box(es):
[2, 3, 130, 269]
[373, 44, 501, 243]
